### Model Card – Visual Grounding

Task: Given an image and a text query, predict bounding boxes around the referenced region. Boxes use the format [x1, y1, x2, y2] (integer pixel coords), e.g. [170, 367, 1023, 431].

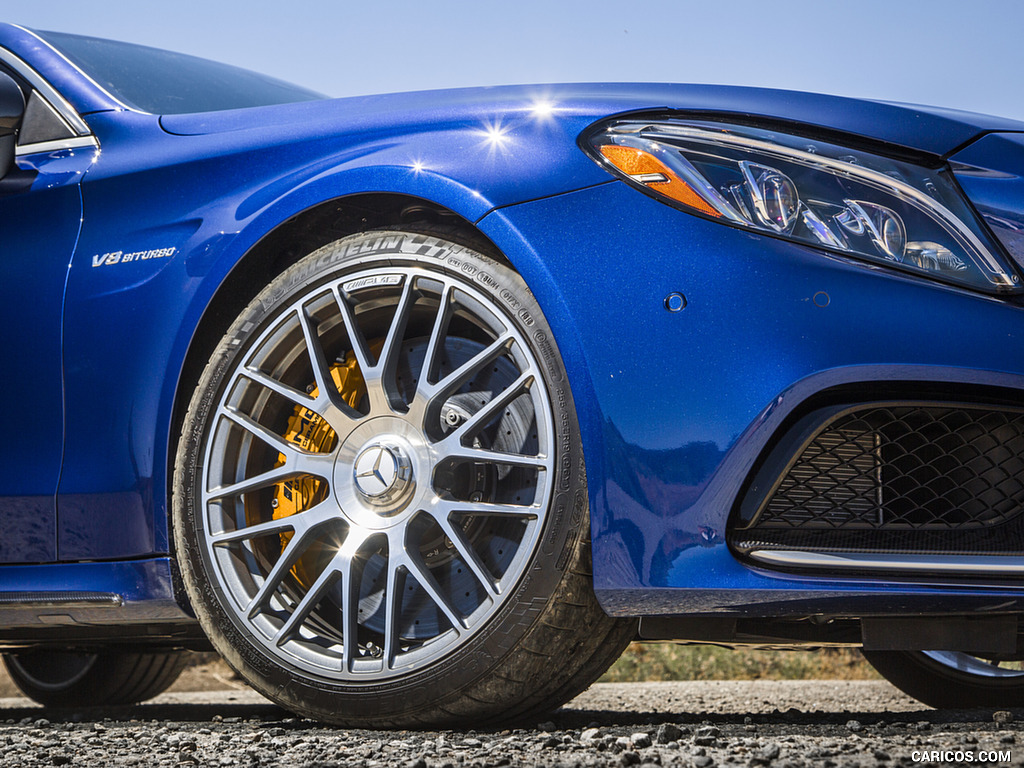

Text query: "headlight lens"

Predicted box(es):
[585, 119, 1020, 293]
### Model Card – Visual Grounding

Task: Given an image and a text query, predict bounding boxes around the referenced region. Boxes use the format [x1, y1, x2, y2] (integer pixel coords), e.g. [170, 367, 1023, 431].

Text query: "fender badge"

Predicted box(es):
[91, 247, 177, 268]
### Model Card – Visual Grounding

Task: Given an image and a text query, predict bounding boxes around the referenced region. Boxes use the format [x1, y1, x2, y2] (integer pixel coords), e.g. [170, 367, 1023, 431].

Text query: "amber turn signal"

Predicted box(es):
[598, 144, 721, 218]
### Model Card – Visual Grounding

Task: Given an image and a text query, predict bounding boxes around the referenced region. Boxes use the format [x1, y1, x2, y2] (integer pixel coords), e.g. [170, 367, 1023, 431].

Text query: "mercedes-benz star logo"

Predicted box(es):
[353, 445, 399, 498]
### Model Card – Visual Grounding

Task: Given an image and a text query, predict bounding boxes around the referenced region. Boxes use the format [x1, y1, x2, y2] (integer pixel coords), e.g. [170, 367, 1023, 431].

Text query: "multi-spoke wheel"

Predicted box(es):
[862, 648, 1024, 708]
[173, 230, 634, 726]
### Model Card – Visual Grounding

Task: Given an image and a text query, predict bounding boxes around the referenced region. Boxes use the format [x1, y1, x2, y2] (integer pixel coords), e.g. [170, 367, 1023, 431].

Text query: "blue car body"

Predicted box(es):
[2, 21, 1024, 660]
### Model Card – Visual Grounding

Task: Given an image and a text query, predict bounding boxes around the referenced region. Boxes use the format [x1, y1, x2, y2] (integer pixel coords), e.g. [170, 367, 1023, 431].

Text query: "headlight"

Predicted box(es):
[584, 118, 1020, 293]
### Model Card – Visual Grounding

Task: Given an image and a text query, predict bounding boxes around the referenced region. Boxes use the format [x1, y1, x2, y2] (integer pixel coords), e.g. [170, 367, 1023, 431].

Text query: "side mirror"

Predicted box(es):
[0, 72, 24, 179]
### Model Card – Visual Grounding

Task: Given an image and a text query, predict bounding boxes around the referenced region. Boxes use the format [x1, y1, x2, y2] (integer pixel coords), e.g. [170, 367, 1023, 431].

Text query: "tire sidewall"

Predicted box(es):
[863, 649, 1024, 708]
[912, 651, 1024, 706]
[173, 231, 587, 722]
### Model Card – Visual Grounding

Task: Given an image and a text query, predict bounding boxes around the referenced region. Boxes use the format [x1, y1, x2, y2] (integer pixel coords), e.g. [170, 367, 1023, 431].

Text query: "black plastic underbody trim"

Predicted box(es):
[0, 591, 122, 608]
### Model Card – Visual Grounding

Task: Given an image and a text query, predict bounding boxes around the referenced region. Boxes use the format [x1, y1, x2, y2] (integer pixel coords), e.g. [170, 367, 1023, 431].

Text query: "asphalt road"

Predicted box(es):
[0, 680, 1019, 767]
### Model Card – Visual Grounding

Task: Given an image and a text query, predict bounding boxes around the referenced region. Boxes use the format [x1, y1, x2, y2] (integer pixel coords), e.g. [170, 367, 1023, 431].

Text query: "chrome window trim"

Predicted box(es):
[15, 135, 98, 157]
[748, 549, 1024, 574]
[10, 24, 144, 115]
[0, 43, 91, 136]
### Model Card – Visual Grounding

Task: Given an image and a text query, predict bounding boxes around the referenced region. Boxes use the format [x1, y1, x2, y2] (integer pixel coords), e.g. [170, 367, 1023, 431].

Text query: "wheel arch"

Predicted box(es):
[166, 192, 514, 520]
[162, 188, 605, 623]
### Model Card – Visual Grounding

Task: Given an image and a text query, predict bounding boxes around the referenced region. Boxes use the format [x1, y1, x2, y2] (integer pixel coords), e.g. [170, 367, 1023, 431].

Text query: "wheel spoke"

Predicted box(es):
[422, 333, 513, 403]
[433, 498, 541, 520]
[417, 283, 453, 395]
[355, 277, 415, 413]
[430, 513, 500, 598]
[240, 367, 317, 411]
[206, 440, 333, 506]
[245, 522, 323, 619]
[218, 405, 296, 456]
[205, 463, 303, 502]
[381, 558, 407, 670]
[324, 284, 372, 377]
[378, 277, 415, 381]
[296, 305, 342, 409]
[448, 371, 534, 445]
[209, 515, 299, 546]
[273, 553, 343, 647]
[217, 406, 342, 478]
[289, 449, 338, 478]
[440, 442, 550, 471]
[402, 555, 465, 631]
[339, 547, 359, 673]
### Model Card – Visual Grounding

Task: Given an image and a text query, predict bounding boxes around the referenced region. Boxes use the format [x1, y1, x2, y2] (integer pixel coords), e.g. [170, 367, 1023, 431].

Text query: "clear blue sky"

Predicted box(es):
[12, 1, 1024, 121]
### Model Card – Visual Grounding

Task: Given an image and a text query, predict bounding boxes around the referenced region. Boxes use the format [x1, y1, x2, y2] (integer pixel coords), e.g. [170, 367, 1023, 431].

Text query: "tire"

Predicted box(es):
[3, 650, 186, 707]
[862, 649, 1024, 708]
[173, 230, 635, 727]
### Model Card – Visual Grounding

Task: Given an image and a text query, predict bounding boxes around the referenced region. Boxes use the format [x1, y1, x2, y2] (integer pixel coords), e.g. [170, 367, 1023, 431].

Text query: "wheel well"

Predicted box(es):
[167, 193, 510, 501]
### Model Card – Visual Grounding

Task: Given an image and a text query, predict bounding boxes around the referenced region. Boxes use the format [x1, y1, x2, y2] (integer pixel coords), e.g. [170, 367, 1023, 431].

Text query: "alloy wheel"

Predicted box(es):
[199, 263, 554, 680]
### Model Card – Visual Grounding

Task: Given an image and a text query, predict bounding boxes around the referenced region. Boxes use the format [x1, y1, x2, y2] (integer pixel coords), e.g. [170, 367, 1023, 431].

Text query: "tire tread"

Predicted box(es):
[3, 651, 188, 708]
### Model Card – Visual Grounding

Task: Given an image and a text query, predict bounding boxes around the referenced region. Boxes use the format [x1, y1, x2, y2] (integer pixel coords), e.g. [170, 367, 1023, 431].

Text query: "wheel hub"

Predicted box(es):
[333, 418, 425, 529]
[352, 441, 413, 505]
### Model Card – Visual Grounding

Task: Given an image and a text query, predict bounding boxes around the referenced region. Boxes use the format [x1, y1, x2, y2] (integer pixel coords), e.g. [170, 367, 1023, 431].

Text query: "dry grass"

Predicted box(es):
[600, 643, 880, 683]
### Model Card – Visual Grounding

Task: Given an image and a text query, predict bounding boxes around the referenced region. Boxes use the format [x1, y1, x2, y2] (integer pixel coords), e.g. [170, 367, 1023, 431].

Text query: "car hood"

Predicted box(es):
[159, 82, 1024, 158]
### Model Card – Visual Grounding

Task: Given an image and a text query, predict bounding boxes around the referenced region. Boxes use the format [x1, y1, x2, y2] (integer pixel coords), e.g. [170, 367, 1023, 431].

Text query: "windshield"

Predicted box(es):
[38, 30, 326, 115]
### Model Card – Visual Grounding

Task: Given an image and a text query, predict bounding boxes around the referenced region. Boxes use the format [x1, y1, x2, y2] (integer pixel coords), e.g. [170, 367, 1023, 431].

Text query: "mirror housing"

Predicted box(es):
[0, 72, 25, 179]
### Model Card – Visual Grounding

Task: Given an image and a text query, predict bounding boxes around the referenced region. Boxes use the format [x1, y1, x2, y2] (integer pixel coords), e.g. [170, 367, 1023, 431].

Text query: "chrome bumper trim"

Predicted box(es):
[748, 550, 1024, 574]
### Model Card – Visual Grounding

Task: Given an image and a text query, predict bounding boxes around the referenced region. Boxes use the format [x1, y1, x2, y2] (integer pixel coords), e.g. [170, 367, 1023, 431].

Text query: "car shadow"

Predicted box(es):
[552, 706, 1013, 730]
[0, 699, 289, 725]
[0, 699, 1016, 733]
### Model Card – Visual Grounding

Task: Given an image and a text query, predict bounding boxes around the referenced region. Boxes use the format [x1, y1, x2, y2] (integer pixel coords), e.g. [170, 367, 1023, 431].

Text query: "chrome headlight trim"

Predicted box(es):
[585, 117, 1021, 294]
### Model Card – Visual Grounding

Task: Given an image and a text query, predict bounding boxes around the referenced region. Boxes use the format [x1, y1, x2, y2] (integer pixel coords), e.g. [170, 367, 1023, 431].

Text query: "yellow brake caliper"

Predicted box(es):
[269, 350, 367, 587]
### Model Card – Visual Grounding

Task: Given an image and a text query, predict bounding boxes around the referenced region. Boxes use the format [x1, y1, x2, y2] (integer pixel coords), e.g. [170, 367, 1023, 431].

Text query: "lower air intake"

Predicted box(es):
[763, 405, 1024, 530]
[733, 402, 1024, 558]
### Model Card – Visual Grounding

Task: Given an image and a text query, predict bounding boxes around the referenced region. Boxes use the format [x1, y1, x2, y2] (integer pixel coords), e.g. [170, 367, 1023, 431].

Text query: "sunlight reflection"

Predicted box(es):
[529, 99, 557, 120]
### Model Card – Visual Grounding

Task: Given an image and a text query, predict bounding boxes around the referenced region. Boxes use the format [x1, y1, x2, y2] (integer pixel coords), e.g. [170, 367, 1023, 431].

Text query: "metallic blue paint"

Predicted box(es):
[953, 133, 1024, 272]
[157, 83, 1024, 159]
[0, 21, 1022, 629]
[480, 182, 1024, 614]
[0, 558, 190, 625]
[0, 142, 95, 564]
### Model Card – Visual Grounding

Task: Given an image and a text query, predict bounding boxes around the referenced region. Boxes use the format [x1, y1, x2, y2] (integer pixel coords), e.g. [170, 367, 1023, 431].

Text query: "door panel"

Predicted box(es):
[0, 146, 94, 562]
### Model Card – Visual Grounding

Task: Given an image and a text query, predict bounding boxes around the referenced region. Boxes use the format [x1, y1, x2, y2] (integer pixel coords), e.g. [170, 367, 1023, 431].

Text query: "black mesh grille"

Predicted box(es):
[731, 402, 1024, 559]
[758, 405, 1024, 531]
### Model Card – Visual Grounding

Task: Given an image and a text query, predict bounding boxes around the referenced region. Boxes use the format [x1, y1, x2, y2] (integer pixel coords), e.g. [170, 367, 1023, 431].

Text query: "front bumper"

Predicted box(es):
[479, 180, 1024, 618]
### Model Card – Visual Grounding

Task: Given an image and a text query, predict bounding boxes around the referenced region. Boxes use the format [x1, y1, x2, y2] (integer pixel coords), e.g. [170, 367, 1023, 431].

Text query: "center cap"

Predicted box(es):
[352, 443, 413, 505]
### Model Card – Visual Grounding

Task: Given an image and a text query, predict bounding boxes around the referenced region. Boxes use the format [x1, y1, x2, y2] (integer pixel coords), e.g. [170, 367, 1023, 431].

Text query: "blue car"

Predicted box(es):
[1, 23, 1024, 725]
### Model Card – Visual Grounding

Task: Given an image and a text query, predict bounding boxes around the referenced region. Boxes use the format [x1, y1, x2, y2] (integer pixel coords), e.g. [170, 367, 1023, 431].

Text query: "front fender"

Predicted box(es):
[57, 108, 608, 561]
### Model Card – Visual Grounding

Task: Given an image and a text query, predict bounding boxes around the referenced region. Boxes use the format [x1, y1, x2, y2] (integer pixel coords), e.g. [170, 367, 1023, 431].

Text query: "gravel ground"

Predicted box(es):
[0, 678, 1019, 767]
